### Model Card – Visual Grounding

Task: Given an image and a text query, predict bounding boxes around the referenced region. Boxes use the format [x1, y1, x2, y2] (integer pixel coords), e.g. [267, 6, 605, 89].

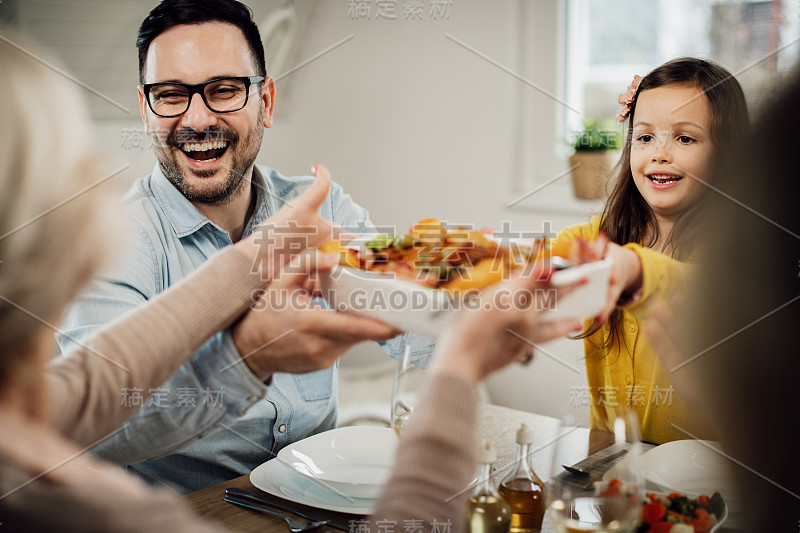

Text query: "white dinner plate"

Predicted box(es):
[276, 426, 397, 499]
[606, 440, 737, 498]
[250, 458, 377, 514]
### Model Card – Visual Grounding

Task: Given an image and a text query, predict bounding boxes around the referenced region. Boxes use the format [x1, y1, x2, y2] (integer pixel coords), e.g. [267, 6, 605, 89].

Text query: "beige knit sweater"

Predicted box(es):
[0, 244, 478, 532]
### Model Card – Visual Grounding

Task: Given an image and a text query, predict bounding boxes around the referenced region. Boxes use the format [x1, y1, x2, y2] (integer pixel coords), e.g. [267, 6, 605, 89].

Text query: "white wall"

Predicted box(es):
[259, 1, 593, 424]
[85, 0, 594, 425]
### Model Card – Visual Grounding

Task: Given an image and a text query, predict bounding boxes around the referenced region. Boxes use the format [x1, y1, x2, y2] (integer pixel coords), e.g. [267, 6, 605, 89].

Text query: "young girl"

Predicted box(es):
[555, 58, 749, 443]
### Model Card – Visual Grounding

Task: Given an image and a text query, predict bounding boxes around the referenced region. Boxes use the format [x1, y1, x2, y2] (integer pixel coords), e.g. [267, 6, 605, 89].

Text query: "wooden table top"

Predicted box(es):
[185, 403, 613, 533]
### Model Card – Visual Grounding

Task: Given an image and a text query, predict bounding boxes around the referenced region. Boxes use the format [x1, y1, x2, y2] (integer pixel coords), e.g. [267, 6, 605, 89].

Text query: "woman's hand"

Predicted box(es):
[644, 296, 701, 408]
[430, 266, 584, 384]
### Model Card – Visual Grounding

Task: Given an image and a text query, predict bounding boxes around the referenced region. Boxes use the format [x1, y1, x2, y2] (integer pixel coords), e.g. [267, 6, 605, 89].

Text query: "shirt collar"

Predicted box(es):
[150, 163, 272, 239]
[245, 166, 273, 233]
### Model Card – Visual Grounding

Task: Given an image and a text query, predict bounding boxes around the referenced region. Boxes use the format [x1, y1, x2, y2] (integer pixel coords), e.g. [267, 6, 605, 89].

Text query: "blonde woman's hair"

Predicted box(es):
[0, 39, 117, 383]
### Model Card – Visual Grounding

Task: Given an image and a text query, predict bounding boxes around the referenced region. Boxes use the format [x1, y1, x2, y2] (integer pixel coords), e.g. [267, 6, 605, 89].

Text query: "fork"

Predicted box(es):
[224, 494, 329, 532]
[562, 449, 627, 476]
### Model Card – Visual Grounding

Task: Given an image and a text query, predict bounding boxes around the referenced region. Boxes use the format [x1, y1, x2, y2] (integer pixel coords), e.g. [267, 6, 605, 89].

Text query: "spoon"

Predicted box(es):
[562, 449, 627, 476]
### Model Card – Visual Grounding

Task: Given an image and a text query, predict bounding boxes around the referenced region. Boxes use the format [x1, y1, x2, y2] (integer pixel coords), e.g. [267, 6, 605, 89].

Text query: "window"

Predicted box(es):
[564, 0, 800, 136]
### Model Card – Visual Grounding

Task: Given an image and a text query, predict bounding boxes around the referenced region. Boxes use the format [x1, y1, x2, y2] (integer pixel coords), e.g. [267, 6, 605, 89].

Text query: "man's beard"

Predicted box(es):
[152, 110, 264, 206]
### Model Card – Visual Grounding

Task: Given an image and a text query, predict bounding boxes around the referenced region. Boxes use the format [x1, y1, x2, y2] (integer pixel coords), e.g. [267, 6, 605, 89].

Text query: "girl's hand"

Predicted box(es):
[552, 234, 644, 325]
[430, 267, 584, 384]
[563, 234, 643, 324]
[595, 242, 644, 324]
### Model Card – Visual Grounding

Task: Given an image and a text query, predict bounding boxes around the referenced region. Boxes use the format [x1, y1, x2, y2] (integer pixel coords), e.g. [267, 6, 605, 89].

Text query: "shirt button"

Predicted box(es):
[278, 424, 286, 433]
[247, 395, 258, 402]
[626, 377, 632, 385]
[627, 323, 636, 332]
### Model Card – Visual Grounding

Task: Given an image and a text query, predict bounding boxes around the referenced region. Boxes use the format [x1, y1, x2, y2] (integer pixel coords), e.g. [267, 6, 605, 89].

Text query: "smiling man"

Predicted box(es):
[140, 19, 268, 238]
[58, 0, 431, 493]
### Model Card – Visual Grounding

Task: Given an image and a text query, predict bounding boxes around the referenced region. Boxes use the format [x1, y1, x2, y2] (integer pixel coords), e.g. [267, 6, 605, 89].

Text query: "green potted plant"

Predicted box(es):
[569, 120, 623, 199]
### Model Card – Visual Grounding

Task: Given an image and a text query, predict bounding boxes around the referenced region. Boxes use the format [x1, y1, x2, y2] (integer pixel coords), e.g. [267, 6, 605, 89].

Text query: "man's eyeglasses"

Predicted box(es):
[142, 76, 266, 118]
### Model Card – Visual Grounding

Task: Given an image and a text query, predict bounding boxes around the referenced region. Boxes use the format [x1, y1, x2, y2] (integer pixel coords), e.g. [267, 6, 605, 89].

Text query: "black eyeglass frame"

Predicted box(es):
[142, 75, 266, 118]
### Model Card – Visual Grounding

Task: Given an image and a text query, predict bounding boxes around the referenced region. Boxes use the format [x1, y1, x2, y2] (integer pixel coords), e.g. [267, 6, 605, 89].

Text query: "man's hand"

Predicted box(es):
[236, 164, 344, 282]
[232, 249, 399, 381]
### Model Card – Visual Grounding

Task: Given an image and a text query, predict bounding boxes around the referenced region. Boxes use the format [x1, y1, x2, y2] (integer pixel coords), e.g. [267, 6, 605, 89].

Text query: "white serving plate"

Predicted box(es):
[320, 257, 612, 340]
[276, 426, 397, 499]
[250, 458, 376, 514]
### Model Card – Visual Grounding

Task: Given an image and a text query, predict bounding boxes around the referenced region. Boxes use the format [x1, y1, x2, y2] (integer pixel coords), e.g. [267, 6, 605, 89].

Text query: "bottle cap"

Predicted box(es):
[477, 440, 497, 464]
[516, 423, 534, 444]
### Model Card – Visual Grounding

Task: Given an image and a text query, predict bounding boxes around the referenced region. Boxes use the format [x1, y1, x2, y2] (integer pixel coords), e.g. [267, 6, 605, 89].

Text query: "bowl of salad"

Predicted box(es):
[635, 489, 726, 532]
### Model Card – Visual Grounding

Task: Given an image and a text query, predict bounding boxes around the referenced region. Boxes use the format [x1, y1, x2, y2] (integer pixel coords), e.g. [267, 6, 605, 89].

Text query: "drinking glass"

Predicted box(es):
[390, 343, 423, 436]
[546, 411, 643, 532]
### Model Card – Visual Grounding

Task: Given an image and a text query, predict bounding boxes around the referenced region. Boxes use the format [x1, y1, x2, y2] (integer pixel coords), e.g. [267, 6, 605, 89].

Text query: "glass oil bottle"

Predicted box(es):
[468, 440, 511, 533]
[498, 424, 545, 532]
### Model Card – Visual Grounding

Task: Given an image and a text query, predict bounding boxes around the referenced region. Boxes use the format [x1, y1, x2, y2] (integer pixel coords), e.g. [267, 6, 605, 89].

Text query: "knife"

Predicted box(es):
[225, 487, 363, 531]
[224, 495, 329, 530]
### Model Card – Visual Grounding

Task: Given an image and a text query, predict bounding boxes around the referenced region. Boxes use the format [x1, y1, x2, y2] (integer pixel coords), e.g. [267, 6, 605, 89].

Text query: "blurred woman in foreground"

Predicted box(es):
[0, 41, 581, 531]
[646, 72, 800, 529]
[0, 38, 346, 531]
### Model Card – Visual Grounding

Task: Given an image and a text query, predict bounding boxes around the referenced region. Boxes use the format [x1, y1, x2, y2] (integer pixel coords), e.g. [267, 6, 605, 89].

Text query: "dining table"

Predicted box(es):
[185, 402, 617, 533]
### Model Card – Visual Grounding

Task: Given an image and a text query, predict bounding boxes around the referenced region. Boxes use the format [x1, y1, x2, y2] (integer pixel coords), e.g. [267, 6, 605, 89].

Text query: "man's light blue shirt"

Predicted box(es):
[57, 164, 432, 493]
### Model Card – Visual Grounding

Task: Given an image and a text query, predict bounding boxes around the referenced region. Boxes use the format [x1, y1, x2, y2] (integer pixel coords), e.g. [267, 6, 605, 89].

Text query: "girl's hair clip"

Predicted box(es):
[615, 75, 643, 123]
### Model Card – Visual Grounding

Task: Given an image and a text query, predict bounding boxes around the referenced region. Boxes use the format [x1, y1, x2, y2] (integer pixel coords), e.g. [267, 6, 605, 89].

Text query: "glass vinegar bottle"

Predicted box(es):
[498, 424, 545, 532]
[468, 441, 511, 533]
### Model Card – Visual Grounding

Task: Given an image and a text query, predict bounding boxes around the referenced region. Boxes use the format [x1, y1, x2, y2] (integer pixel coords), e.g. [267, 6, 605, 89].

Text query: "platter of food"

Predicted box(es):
[320, 218, 612, 339]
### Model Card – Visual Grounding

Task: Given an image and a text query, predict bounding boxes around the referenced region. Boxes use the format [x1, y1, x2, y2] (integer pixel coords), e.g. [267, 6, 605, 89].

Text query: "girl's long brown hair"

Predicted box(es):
[576, 58, 749, 355]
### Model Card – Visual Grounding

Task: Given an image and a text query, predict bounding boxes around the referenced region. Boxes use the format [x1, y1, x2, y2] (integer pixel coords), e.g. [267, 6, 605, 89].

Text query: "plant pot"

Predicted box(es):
[569, 151, 621, 200]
